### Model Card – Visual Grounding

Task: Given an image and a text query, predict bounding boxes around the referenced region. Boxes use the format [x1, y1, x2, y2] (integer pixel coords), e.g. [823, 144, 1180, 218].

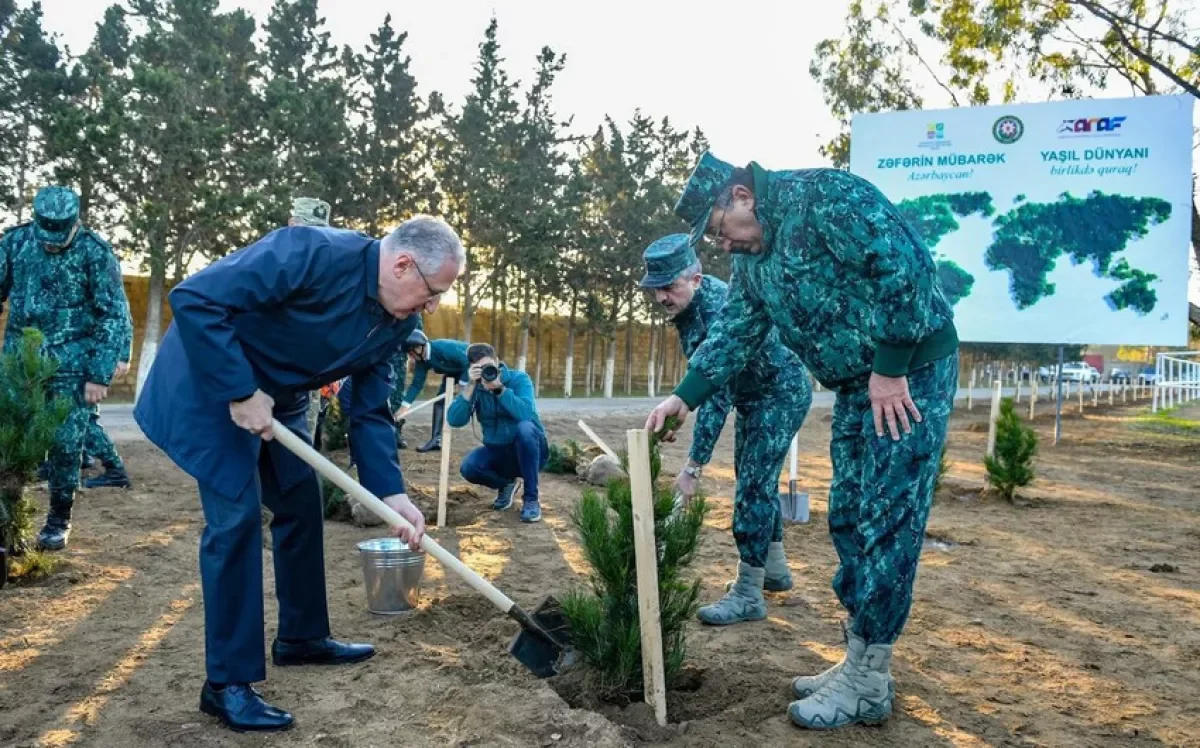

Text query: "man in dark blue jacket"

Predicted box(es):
[134, 216, 465, 732]
[396, 335, 470, 452]
[446, 343, 548, 523]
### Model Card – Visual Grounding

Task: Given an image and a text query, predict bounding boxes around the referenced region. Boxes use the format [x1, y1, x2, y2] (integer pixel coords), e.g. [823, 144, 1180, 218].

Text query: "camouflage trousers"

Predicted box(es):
[828, 352, 958, 645]
[732, 381, 813, 567]
[46, 377, 92, 510]
[83, 404, 124, 470]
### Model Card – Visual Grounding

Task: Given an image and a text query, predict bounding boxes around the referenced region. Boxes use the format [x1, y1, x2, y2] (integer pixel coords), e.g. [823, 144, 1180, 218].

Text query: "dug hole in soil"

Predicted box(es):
[2, 401, 1199, 747]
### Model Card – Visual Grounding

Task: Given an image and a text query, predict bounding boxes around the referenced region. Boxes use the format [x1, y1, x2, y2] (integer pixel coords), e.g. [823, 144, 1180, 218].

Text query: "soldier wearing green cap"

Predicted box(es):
[1, 185, 134, 550]
[640, 234, 812, 625]
[645, 152, 959, 730]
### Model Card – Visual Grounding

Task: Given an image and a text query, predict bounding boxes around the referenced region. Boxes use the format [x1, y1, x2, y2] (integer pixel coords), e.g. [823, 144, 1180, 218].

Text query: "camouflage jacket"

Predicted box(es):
[0, 222, 133, 385]
[672, 275, 809, 465]
[676, 165, 958, 407]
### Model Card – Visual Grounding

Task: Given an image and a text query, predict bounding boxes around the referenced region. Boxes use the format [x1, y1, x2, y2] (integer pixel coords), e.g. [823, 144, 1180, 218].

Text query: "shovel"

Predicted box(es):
[269, 418, 574, 678]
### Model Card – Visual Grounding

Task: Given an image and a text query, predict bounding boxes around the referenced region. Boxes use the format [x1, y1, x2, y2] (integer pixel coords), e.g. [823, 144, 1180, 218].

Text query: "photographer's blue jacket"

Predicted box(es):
[134, 226, 418, 500]
[446, 364, 544, 445]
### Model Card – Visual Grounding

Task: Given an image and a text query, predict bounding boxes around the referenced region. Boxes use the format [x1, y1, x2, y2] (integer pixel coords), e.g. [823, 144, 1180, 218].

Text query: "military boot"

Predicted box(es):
[395, 419, 408, 450]
[36, 494, 74, 551]
[764, 541, 794, 592]
[791, 621, 852, 699]
[415, 401, 444, 453]
[788, 633, 895, 729]
[697, 562, 767, 625]
[84, 464, 132, 489]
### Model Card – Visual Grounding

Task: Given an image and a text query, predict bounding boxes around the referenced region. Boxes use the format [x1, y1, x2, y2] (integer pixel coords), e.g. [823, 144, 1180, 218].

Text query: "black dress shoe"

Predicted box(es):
[199, 682, 293, 733]
[271, 636, 376, 667]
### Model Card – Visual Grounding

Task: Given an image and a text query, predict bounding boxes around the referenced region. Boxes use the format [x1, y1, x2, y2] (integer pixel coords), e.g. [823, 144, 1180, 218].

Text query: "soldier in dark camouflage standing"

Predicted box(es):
[646, 153, 959, 730]
[0, 186, 133, 550]
[639, 234, 811, 625]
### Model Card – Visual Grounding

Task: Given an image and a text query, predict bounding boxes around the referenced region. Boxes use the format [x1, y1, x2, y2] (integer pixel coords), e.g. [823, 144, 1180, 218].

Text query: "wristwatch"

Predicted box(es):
[682, 465, 702, 479]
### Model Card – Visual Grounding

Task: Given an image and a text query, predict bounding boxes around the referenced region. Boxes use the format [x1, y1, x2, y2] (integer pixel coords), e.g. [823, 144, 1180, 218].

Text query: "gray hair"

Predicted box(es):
[675, 260, 702, 282]
[381, 215, 466, 273]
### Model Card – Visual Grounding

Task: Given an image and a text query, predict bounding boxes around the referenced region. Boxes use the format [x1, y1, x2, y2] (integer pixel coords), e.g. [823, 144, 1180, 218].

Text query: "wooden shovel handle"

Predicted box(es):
[269, 419, 516, 614]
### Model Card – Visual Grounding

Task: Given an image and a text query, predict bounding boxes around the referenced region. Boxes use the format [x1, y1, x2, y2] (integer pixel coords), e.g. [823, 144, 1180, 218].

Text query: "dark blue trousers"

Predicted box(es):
[196, 397, 330, 684]
[459, 421, 549, 501]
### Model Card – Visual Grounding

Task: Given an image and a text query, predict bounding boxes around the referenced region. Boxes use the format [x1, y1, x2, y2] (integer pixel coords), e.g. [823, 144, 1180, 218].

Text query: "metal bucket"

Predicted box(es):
[356, 538, 426, 615]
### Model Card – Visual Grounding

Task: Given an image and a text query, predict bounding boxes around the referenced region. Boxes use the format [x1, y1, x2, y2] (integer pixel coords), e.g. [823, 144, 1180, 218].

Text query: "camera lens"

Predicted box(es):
[481, 364, 500, 382]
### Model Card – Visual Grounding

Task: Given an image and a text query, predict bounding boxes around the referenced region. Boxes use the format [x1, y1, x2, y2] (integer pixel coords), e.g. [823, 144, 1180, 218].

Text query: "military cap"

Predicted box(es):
[674, 151, 735, 246]
[639, 233, 698, 288]
[291, 196, 331, 226]
[32, 185, 81, 247]
[404, 328, 429, 355]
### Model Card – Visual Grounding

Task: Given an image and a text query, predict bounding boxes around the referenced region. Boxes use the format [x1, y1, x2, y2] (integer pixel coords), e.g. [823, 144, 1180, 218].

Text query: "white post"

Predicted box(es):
[436, 376, 454, 529]
[1029, 379, 1038, 420]
[563, 353, 574, 398]
[1078, 380, 1084, 414]
[1015, 377, 1022, 404]
[968, 368, 976, 410]
[626, 429, 668, 728]
[986, 380, 1002, 459]
[1108, 378, 1114, 406]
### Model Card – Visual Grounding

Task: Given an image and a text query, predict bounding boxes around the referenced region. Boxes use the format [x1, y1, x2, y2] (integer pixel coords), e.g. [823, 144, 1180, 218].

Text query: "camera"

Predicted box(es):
[480, 363, 500, 383]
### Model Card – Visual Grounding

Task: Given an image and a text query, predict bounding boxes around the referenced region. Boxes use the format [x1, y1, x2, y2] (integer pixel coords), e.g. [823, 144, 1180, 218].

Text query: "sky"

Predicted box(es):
[34, 0, 1200, 306]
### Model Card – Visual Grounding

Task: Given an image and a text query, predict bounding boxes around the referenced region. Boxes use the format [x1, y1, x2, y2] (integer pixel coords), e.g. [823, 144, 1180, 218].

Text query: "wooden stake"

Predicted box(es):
[1029, 380, 1038, 420]
[1078, 381, 1084, 414]
[578, 420, 620, 462]
[626, 428, 668, 728]
[436, 376, 454, 529]
[986, 380, 1002, 459]
[1092, 382, 1099, 407]
[1108, 380, 1114, 406]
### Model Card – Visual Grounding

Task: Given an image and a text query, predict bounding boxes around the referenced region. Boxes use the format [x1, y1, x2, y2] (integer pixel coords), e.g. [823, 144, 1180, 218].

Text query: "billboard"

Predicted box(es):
[849, 94, 1193, 346]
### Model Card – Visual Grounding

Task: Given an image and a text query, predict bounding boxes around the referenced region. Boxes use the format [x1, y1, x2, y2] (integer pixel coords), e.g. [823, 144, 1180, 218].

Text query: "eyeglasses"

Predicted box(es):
[409, 255, 449, 298]
[706, 207, 727, 245]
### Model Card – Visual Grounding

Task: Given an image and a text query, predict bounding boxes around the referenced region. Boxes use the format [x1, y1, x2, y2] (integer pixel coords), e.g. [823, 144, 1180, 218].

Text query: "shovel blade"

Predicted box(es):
[507, 596, 576, 678]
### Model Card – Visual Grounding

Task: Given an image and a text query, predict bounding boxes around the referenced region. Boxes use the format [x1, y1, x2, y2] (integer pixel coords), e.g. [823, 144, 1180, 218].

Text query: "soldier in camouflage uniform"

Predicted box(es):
[646, 153, 959, 730]
[640, 234, 812, 625]
[0, 186, 133, 550]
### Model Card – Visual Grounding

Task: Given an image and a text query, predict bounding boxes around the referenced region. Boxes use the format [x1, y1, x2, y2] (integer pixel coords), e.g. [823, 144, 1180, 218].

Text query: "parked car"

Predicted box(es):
[1110, 367, 1133, 383]
[1059, 362, 1100, 383]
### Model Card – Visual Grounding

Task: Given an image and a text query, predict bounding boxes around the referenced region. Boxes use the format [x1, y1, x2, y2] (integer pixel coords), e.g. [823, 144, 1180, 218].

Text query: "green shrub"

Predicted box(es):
[984, 397, 1038, 501]
[544, 439, 584, 475]
[559, 418, 709, 702]
[0, 329, 72, 586]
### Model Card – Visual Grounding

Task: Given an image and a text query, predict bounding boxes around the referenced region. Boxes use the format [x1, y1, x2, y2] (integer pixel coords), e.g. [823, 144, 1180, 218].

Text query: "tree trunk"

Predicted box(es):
[658, 324, 670, 389]
[623, 301, 635, 395]
[563, 296, 577, 398]
[603, 335, 616, 399]
[647, 316, 657, 397]
[533, 293, 544, 395]
[15, 113, 31, 222]
[489, 272, 500, 348]
[460, 274, 475, 341]
[585, 330, 596, 397]
[136, 238, 168, 402]
[672, 343, 682, 385]
[517, 280, 531, 372]
[498, 272, 509, 361]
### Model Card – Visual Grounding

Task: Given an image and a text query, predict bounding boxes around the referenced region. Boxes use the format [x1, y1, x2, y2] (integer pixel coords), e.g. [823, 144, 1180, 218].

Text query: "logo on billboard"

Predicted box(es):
[1058, 116, 1126, 136]
[992, 115, 1024, 144]
[918, 122, 952, 150]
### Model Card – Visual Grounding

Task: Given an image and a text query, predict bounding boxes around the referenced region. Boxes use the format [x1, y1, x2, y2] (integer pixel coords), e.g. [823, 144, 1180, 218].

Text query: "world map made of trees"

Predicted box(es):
[898, 192, 1172, 315]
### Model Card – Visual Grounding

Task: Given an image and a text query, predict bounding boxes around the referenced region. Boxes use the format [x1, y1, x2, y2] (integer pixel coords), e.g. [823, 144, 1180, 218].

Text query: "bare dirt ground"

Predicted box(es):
[2, 394, 1198, 747]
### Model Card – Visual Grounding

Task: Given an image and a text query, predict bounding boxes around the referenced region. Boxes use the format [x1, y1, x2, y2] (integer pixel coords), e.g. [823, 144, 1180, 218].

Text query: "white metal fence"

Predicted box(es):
[1152, 350, 1200, 412]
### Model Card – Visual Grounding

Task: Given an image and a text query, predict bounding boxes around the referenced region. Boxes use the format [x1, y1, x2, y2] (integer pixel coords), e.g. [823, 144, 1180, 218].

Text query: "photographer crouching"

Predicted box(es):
[446, 343, 548, 523]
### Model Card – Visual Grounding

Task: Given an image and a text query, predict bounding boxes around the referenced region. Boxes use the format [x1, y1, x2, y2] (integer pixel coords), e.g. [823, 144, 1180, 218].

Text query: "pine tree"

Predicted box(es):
[560, 419, 709, 701]
[984, 398, 1037, 502]
[0, 329, 72, 586]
